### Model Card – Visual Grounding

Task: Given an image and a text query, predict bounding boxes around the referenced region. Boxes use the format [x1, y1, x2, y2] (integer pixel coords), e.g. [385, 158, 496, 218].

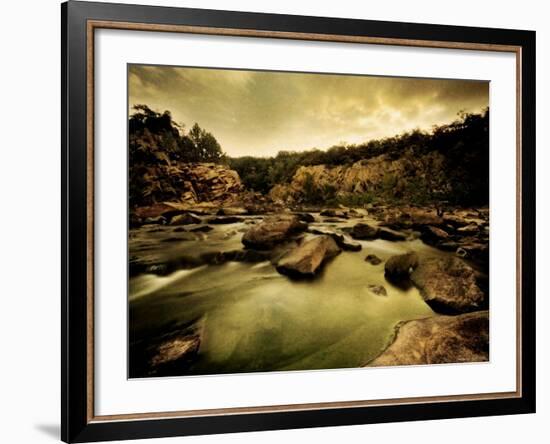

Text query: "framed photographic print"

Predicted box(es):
[61, 1, 536, 442]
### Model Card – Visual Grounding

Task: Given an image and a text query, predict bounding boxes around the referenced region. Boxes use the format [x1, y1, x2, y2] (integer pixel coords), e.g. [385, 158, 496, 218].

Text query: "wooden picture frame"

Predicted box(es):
[62, 1, 536, 442]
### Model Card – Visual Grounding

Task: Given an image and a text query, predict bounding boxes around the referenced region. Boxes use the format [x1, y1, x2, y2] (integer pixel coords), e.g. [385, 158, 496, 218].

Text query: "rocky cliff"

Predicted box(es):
[269, 152, 448, 205]
[130, 162, 243, 208]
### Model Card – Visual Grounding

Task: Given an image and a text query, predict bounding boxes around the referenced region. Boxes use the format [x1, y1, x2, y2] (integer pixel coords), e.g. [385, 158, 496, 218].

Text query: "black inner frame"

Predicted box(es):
[62, 1, 536, 442]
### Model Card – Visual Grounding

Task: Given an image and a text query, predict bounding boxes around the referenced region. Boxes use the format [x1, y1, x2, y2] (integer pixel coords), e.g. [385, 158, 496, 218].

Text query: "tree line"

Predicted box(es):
[129, 104, 489, 206]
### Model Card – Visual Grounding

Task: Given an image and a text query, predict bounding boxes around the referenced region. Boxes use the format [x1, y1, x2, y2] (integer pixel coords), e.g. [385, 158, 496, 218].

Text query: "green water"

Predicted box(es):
[129, 215, 449, 377]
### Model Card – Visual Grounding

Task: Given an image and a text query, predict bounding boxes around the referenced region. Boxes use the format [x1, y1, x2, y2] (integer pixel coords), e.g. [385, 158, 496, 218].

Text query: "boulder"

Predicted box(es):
[348, 208, 368, 217]
[129, 214, 142, 228]
[320, 209, 348, 219]
[365, 254, 383, 265]
[456, 242, 489, 265]
[143, 215, 167, 225]
[349, 223, 379, 240]
[135, 202, 184, 219]
[368, 311, 489, 366]
[169, 213, 201, 226]
[242, 215, 308, 249]
[420, 225, 450, 245]
[456, 223, 480, 235]
[379, 228, 407, 241]
[295, 213, 315, 223]
[308, 229, 361, 252]
[410, 257, 485, 313]
[437, 241, 461, 252]
[276, 235, 341, 278]
[380, 208, 444, 230]
[384, 252, 419, 279]
[334, 236, 362, 252]
[217, 207, 248, 216]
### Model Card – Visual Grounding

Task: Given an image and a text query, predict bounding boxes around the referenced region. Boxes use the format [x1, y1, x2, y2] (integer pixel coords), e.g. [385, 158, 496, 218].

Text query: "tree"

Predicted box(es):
[187, 123, 223, 162]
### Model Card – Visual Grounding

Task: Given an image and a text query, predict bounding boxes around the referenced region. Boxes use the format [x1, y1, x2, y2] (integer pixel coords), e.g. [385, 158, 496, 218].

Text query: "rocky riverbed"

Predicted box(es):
[129, 204, 489, 378]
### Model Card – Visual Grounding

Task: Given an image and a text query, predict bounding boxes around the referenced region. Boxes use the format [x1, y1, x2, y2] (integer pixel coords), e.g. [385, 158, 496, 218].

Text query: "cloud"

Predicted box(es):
[129, 65, 488, 157]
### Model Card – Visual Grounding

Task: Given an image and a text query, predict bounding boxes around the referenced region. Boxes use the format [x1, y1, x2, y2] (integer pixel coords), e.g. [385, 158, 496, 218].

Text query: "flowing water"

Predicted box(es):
[129, 214, 453, 378]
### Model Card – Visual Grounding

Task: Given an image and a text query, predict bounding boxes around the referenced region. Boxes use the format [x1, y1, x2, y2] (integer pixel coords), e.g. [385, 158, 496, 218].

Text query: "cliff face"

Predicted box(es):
[269, 152, 447, 204]
[130, 162, 243, 208]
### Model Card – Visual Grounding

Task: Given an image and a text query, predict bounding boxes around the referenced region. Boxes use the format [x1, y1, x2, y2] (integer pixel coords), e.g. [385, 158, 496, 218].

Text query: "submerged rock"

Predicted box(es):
[129, 255, 203, 276]
[161, 233, 196, 242]
[365, 254, 383, 265]
[384, 252, 419, 279]
[242, 215, 308, 249]
[367, 311, 489, 366]
[190, 225, 213, 233]
[367, 284, 387, 296]
[276, 235, 341, 278]
[200, 249, 270, 265]
[410, 257, 485, 313]
[150, 334, 201, 369]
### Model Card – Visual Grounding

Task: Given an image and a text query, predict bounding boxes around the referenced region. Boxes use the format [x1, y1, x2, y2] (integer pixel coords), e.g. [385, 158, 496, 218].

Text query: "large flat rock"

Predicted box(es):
[276, 235, 341, 278]
[368, 311, 489, 367]
[411, 257, 485, 313]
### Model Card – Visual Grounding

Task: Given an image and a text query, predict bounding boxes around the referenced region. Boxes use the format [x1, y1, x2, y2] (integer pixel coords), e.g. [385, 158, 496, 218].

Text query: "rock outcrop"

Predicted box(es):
[132, 162, 244, 209]
[410, 257, 485, 313]
[268, 152, 446, 204]
[276, 235, 341, 278]
[367, 311, 489, 367]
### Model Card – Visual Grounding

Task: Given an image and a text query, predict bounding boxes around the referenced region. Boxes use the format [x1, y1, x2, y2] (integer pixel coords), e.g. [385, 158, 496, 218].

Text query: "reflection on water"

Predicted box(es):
[129, 215, 451, 377]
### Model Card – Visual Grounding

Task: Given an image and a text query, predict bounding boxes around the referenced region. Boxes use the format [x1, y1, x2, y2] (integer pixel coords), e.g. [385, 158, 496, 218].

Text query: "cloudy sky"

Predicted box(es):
[128, 64, 489, 158]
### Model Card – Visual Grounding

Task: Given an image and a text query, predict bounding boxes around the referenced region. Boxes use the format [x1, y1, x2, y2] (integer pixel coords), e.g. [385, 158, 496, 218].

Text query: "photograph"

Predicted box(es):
[127, 64, 490, 378]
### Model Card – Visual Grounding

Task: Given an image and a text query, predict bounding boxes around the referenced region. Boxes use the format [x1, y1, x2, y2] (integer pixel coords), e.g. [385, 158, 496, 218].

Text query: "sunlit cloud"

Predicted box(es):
[129, 65, 489, 157]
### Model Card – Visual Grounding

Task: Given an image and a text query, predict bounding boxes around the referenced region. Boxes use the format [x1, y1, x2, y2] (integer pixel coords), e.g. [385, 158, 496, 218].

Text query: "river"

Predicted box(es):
[129, 213, 453, 378]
